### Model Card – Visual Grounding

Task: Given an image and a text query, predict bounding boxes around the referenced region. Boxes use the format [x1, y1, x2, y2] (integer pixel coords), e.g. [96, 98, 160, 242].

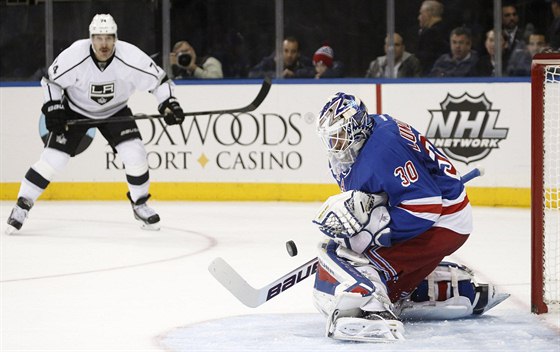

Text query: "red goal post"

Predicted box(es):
[531, 53, 560, 314]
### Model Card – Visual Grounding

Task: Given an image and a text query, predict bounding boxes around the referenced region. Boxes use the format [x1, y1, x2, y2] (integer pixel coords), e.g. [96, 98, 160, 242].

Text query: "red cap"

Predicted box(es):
[313, 46, 334, 68]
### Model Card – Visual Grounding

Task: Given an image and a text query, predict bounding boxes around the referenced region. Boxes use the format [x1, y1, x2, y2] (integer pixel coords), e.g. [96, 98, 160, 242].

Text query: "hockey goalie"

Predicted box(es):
[311, 92, 509, 342]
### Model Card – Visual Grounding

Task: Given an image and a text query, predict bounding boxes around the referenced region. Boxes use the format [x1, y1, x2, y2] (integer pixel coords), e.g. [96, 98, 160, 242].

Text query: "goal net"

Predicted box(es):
[531, 53, 560, 314]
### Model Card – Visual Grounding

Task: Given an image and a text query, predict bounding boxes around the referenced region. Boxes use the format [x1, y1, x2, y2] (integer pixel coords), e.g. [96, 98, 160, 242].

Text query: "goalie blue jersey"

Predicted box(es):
[334, 114, 472, 244]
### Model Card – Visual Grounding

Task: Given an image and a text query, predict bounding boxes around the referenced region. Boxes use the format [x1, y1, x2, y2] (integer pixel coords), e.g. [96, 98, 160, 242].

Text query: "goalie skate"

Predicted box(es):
[328, 310, 405, 343]
[127, 192, 160, 231]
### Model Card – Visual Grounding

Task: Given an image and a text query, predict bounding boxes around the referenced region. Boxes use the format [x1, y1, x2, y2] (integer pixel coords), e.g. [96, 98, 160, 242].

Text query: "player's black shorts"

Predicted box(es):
[45, 106, 143, 157]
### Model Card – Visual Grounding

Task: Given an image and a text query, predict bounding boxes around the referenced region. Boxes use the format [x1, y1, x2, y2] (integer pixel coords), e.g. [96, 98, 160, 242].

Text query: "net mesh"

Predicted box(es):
[543, 65, 560, 306]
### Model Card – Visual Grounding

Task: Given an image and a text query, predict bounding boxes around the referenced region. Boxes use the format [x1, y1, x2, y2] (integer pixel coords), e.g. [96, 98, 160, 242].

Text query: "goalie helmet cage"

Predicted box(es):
[531, 53, 560, 314]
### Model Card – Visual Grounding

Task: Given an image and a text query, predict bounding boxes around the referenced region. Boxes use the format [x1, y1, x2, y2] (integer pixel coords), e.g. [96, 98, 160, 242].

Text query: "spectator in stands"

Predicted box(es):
[550, 0, 560, 50]
[502, 3, 528, 60]
[416, 0, 449, 76]
[169, 40, 223, 79]
[430, 27, 479, 77]
[527, 33, 548, 57]
[248, 36, 314, 79]
[365, 33, 421, 78]
[312, 45, 344, 79]
[507, 32, 548, 76]
[475, 29, 509, 77]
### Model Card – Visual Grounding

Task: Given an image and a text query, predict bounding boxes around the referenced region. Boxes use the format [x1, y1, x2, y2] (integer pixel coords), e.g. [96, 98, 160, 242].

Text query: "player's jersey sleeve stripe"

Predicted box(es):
[399, 196, 442, 206]
[441, 191, 470, 215]
[432, 189, 472, 233]
[397, 196, 443, 215]
[434, 205, 473, 234]
[398, 202, 442, 215]
[43, 81, 57, 101]
[397, 190, 468, 213]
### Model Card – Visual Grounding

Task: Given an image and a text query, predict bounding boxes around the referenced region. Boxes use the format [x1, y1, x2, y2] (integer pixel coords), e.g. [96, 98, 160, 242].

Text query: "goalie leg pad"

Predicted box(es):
[313, 240, 404, 342]
[314, 240, 376, 297]
[396, 261, 510, 320]
[313, 240, 393, 315]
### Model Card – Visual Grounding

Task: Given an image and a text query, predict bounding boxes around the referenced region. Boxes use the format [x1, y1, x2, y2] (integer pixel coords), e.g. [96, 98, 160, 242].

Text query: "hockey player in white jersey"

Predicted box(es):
[311, 93, 509, 342]
[6, 14, 185, 233]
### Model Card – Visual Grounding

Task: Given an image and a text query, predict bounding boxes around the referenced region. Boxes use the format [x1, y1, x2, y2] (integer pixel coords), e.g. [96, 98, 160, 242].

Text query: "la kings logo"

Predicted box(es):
[90, 82, 115, 105]
[425, 93, 509, 164]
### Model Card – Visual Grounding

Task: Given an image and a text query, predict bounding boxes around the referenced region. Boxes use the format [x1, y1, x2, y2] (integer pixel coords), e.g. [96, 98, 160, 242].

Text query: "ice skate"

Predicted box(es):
[6, 197, 34, 235]
[127, 192, 160, 231]
[328, 309, 405, 342]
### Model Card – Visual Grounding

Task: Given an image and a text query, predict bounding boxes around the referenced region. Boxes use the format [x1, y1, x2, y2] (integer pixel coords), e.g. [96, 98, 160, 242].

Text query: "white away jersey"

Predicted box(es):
[41, 39, 174, 119]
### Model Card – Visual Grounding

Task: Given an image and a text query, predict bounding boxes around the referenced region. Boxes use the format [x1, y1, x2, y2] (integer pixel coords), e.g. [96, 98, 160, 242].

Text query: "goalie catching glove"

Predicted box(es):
[313, 190, 393, 251]
[158, 97, 184, 125]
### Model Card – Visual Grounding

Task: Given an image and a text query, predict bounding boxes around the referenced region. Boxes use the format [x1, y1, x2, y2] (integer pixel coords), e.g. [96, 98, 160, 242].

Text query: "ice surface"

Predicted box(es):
[161, 313, 559, 352]
[1, 201, 559, 351]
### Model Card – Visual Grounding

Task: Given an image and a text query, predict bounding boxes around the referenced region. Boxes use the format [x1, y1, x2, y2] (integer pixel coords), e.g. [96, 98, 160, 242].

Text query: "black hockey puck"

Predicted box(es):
[286, 240, 298, 257]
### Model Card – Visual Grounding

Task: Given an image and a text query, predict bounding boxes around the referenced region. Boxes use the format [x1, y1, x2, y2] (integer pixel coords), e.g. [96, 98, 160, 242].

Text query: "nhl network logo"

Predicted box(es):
[425, 93, 509, 164]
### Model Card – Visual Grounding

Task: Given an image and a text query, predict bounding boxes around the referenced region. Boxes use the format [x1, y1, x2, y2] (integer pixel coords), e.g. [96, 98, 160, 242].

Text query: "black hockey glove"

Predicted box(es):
[41, 100, 67, 133]
[158, 97, 184, 125]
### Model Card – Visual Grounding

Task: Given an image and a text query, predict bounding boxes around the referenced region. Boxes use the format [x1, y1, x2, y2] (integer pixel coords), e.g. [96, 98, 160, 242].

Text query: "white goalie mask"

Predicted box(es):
[316, 92, 373, 176]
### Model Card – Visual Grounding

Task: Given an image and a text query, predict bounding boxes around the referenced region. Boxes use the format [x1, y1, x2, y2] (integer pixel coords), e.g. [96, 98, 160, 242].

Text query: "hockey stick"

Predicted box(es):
[208, 257, 319, 308]
[208, 166, 484, 308]
[66, 77, 271, 126]
[460, 165, 484, 183]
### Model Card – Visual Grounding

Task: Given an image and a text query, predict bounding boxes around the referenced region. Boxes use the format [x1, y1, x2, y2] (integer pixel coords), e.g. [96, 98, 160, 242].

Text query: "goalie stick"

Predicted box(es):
[66, 77, 271, 126]
[209, 167, 484, 308]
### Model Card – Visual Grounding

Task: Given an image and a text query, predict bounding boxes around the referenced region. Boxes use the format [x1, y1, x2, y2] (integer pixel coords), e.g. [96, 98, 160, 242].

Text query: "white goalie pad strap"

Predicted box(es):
[313, 190, 388, 238]
[425, 263, 474, 302]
